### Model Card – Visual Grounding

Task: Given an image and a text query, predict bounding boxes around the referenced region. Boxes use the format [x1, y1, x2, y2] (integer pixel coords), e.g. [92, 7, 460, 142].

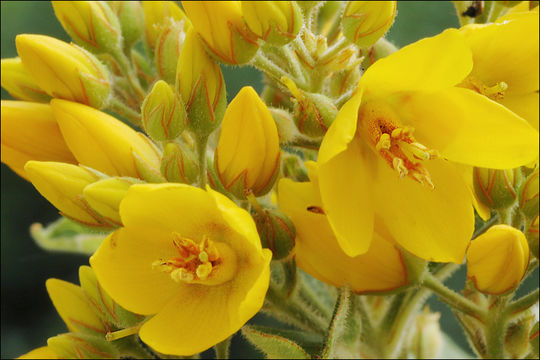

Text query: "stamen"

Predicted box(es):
[376, 133, 391, 151]
[460, 76, 508, 101]
[392, 158, 408, 177]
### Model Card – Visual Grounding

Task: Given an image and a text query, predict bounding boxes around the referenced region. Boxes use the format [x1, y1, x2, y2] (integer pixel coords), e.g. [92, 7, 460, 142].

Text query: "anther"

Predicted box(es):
[393, 158, 408, 177]
[376, 133, 391, 151]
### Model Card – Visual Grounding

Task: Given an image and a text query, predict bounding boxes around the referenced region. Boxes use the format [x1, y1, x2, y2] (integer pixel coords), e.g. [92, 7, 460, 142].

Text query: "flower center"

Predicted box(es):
[460, 76, 508, 101]
[152, 233, 237, 286]
[358, 99, 438, 187]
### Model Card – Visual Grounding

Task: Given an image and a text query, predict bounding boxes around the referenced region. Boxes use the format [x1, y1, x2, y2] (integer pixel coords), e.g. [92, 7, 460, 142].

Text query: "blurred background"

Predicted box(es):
[1, 1, 537, 358]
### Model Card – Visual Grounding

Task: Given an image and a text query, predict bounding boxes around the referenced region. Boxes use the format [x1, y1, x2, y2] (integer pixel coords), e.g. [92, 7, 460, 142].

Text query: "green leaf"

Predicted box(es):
[242, 325, 311, 359]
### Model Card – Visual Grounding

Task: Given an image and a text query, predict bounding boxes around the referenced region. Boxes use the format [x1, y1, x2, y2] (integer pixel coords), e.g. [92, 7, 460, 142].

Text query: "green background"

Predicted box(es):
[1, 1, 537, 358]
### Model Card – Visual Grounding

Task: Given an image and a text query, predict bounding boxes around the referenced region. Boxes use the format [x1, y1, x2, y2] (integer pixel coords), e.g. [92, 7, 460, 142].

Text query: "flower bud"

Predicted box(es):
[48, 333, 118, 359]
[261, 83, 293, 109]
[16, 34, 111, 108]
[527, 215, 539, 259]
[342, 1, 397, 48]
[160, 142, 199, 184]
[361, 37, 398, 70]
[253, 209, 296, 260]
[0, 58, 51, 102]
[52, 1, 122, 54]
[108, 1, 144, 49]
[269, 107, 300, 145]
[154, 19, 189, 83]
[519, 167, 539, 219]
[531, 322, 539, 357]
[24, 161, 111, 227]
[1, 101, 76, 181]
[505, 313, 536, 359]
[466, 224, 530, 294]
[182, 1, 259, 64]
[176, 28, 227, 139]
[473, 167, 524, 210]
[282, 77, 338, 138]
[51, 99, 161, 178]
[408, 309, 442, 359]
[242, 1, 303, 45]
[215, 86, 281, 198]
[142, 1, 190, 50]
[327, 66, 362, 98]
[141, 80, 186, 141]
[83, 177, 139, 225]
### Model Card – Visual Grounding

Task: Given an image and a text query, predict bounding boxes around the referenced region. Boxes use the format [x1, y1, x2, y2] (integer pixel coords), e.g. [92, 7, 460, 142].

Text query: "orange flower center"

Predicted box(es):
[358, 99, 438, 187]
[460, 76, 508, 101]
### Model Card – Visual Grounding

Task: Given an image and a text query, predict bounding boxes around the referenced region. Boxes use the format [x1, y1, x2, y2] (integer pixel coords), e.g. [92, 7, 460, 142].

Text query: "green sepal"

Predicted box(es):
[154, 21, 187, 84]
[261, 2, 302, 46]
[132, 151, 166, 183]
[530, 322, 539, 357]
[327, 67, 361, 99]
[321, 285, 356, 358]
[253, 209, 296, 260]
[47, 332, 120, 359]
[292, 92, 337, 138]
[242, 325, 311, 359]
[161, 141, 199, 184]
[505, 313, 536, 359]
[109, 1, 144, 50]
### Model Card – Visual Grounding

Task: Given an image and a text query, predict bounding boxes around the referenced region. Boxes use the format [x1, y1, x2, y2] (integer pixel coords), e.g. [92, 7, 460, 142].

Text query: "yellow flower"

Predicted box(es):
[1, 101, 76, 181]
[90, 184, 272, 355]
[51, 99, 161, 178]
[242, 1, 302, 45]
[318, 29, 538, 262]
[466, 224, 530, 294]
[141, 1, 190, 50]
[18, 346, 57, 359]
[460, 10, 539, 130]
[215, 86, 280, 198]
[278, 164, 408, 293]
[15, 34, 111, 108]
[182, 1, 259, 64]
[341, 1, 397, 47]
[1, 57, 51, 102]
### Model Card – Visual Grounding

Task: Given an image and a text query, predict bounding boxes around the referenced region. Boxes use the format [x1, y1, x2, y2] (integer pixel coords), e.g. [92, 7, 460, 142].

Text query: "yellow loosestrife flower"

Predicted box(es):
[1, 57, 51, 102]
[51, 99, 160, 178]
[182, 1, 259, 64]
[278, 164, 408, 293]
[342, 1, 397, 48]
[15, 34, 111, 108]
[215, 86, 281, 198]
[317, 29, 538, 262]
[466, 224, 530, 294]
[90, 184, 272, 356]
[460, 10, 539, 130]
[1, 101, 76, 181]
[142, 1, 190, 50]
[242, 1, 302, 45]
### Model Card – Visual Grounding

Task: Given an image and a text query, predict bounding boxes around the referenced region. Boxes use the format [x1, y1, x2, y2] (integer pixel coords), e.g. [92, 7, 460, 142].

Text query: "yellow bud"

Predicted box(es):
[182, 1, 259, 64]
[1, 101, 77, 181]
[1, 57, 51, 102]
[141, 80, 186, 141]
[15, 34, 111, 108]
[51, 99, 160, 178]
[154, 19, 189, 83]
[215, 86, 280, 198]
[242, 1, 303, 45]
[176, 28, 226, 138]
[473, 167, 524, 210]
[466, 224, 530, 294]
[342, 1, 397, 48]
[24, 161, 110, 227]
[519, 167, 539, 219]
[83, 177, 138, 225]
[52, 1, 122, 53]
[108, 1, 144, 48]
[161, 142, 199, 184]
[142, 1, 190, 50]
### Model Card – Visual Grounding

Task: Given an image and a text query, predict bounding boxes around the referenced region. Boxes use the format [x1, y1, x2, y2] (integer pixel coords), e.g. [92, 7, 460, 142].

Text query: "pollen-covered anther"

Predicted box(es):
[461, 76, 508, 101]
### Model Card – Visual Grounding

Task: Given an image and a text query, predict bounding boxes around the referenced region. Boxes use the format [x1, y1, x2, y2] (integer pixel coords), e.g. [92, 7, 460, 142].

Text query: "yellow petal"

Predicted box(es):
[142, 1, 190, 49]
[45, 278, 106, 334]
[90, 227, 183, 315]
[455, 164, 491, 221]
[318, 139, 375, 257]
[499, 91, 539, 131]
[51, 99, 160, 177]
[396, 87, 539, 169]
[139, 250, 271, 356]
[374, 158, 474, 263]
[360, 28, 472, 96]
[278, 178, 407, 292]
[18, 346, 57, 359]
[1, 57, 51, 102]
[1, 101, 76, 181]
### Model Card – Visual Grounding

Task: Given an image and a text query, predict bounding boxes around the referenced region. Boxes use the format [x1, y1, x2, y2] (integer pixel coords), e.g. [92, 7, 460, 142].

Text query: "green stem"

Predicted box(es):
[214, 336, 231, 359]
[473, 213, 499, 239]
[108, 97, 142, 126]
[110, 48, 146, 103]
[423, 273, 486, 319]
[197, 135, 208, 189]
[317, 37, 349, 65]
[292, 36, 314, 69]
[296, 275, 333, 320]
[286, 136, 321, 150]
[280, 257, 298, 298]
[251, 52, 293, 85]
[485, 297, 508, 359]
[505, 289, 539, 317]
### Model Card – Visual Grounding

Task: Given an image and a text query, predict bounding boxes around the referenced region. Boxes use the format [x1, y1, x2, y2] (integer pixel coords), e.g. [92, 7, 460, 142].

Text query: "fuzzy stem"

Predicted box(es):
[108, 97, 142, 126]
[505, 289, 540, 317]
[214, 336, 231, 359]
[196, 135, 208, 189]
[110, 48, 146, 102]
[252, 52, 293, 85]
[485, 297, 508, 359]
[317, 37, 349, 65]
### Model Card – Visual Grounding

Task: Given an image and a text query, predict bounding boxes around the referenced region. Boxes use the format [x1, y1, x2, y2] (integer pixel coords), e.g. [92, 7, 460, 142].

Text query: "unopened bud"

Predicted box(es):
[282, 77, 338, 138]
[342, 1, 397, 48]
[361, 37, 398, 70]
[527, 215, 539, 259]
[408, 308, 442, 359]
[142, 1, 190, 50]
[154, 19, 188, 83]
[282, 154, 309, 182]
[505, 313, 536, 359]
[327, 66, 361, 98]
[467, 224, 530, 294]
[519, 167, 539, 219]
[141, 80, 186, 141]
[473, 167, 524, 210]
[1, 57, 51, 102]
[48, 333, 119, 359]
[215, 87, 281, 199]
[531, 322, 539, 357]
[108, 1, 144, 49]
[182, 1, 259, 64]
[161, 142, 199, 184]
[261, 83, 293, 109]
[242, 1, 303, 45]
[176, 28, 227, 139]
[52, 1, 122, 54]
[268, 107, 300, 145]
[253, 209, 296, 260]
[16, 35, 111, 108]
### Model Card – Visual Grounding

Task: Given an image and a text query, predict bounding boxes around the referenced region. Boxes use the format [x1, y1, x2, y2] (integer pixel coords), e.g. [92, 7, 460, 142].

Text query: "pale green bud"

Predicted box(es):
[505, 313, 536, 359]
[48, 333, 119, 359]
[268, 107, 300, 145]
[160, 142, 199, 184]
[327, 66, 361, 98]
[253, 209, 296, 260]
[519, 167, 539, 220]
[131, 48, 155, 88]
[473, 167, 524, 211]
[361, 37, 398, 70]
[154, 19, 188, 83]
[408, 309, 442, 359]
[108, 1, 144, 49]
[530, 322, 539, 357]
